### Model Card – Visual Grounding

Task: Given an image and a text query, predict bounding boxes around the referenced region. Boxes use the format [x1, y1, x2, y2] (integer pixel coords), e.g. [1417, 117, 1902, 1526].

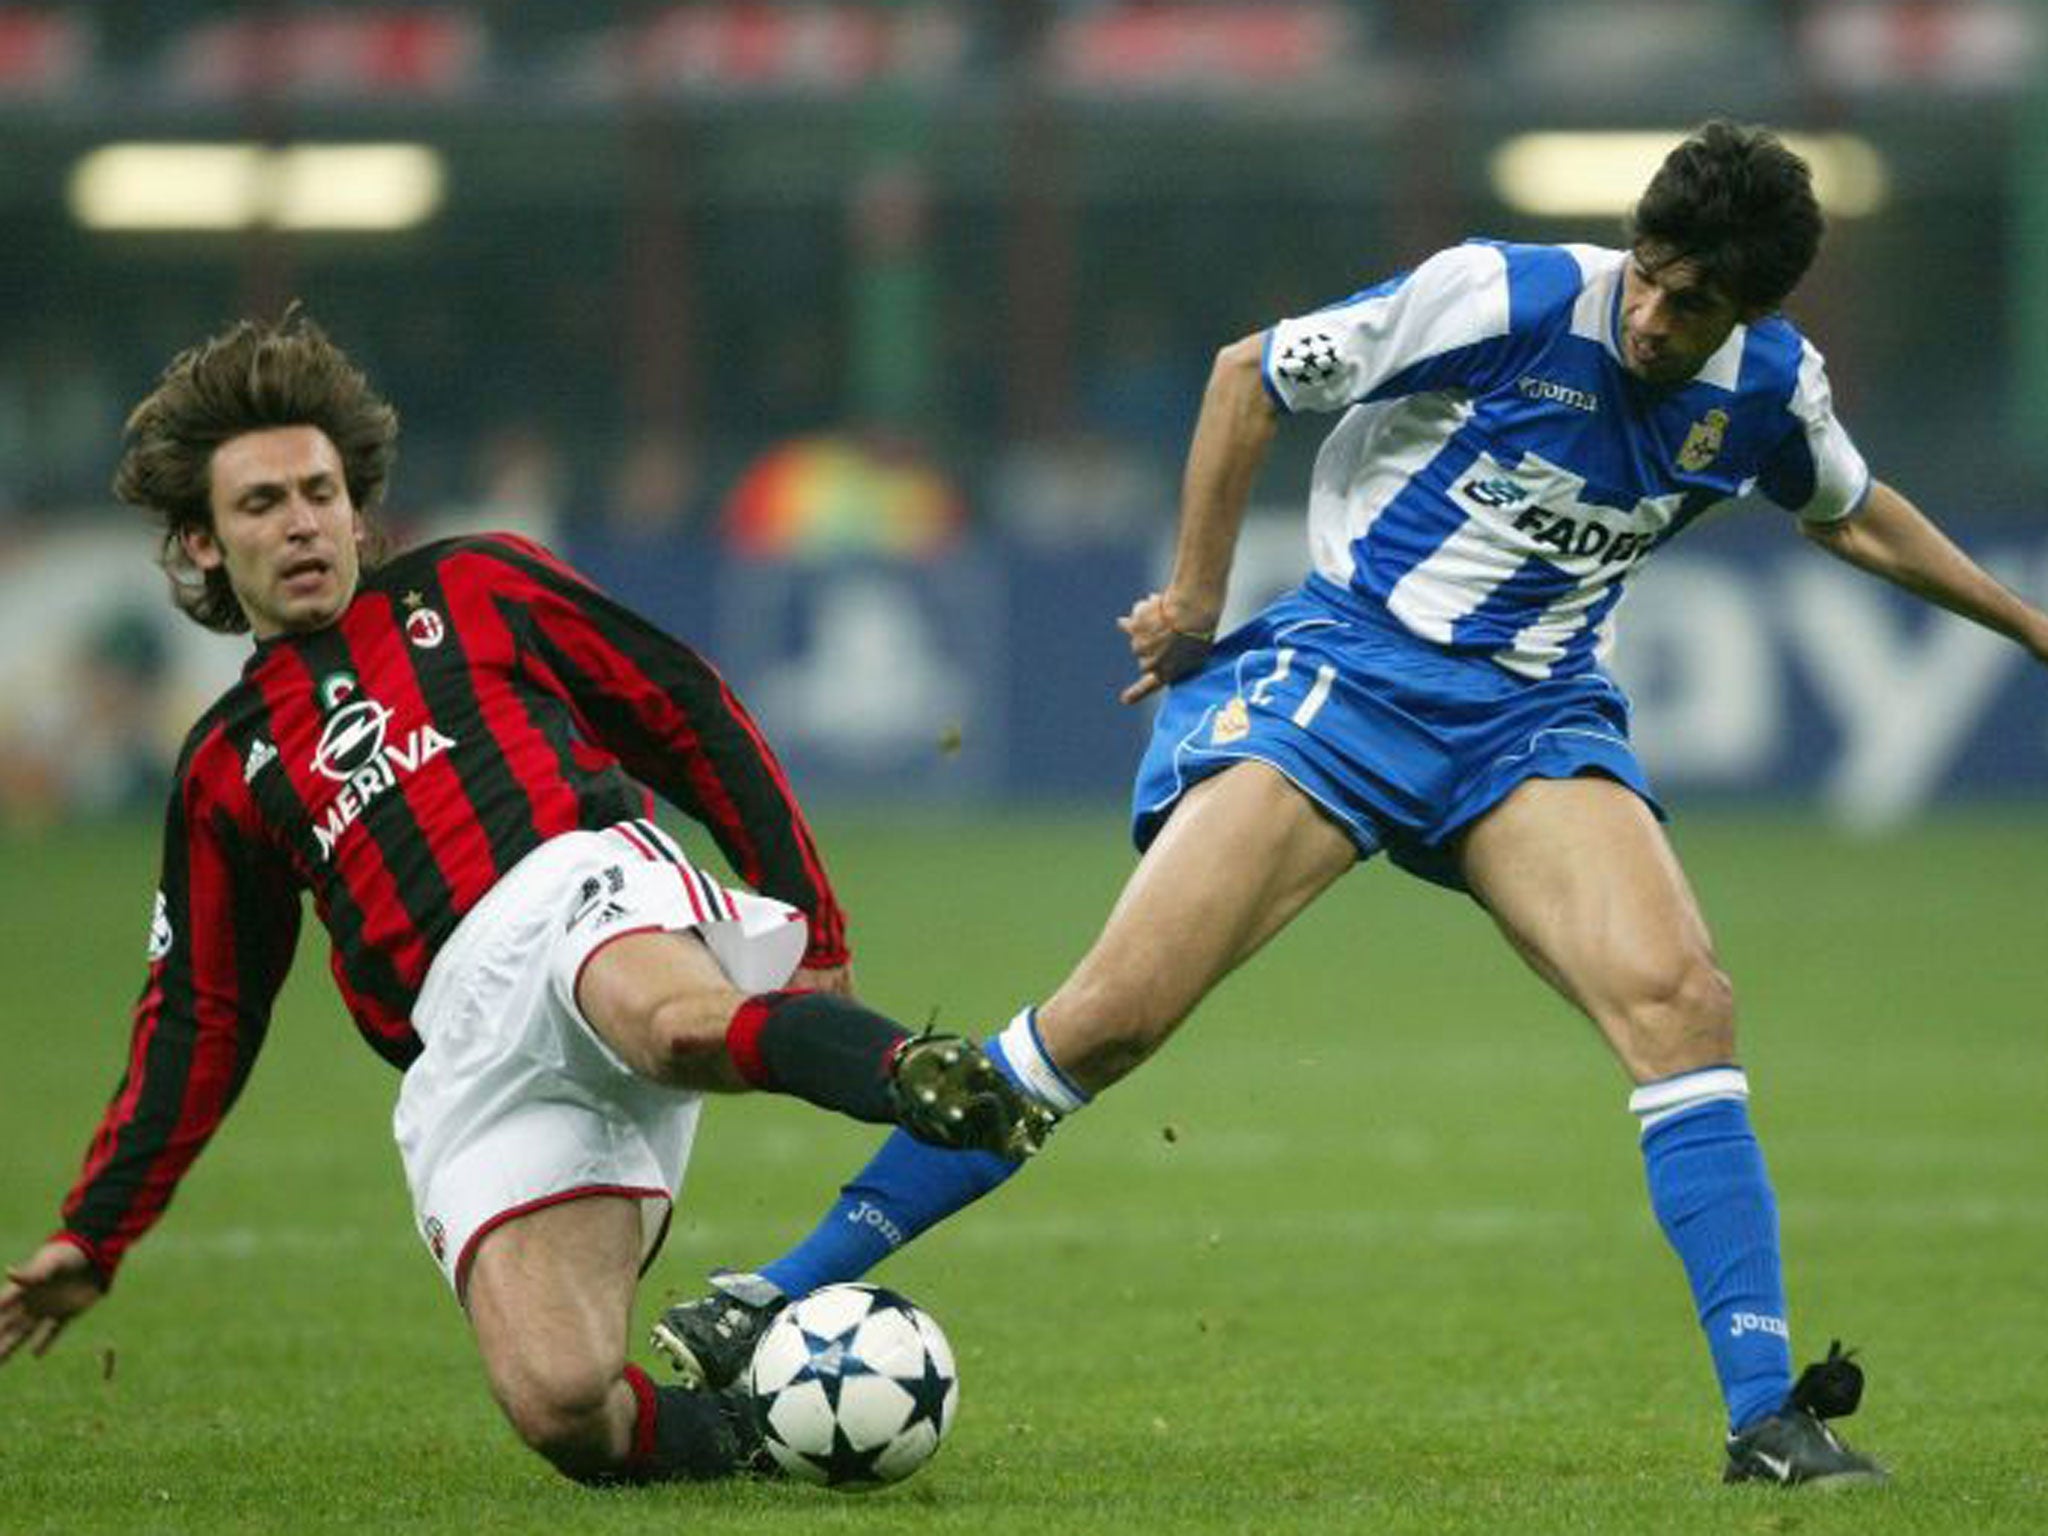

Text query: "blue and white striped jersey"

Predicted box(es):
[1262, 240, 1870, 679]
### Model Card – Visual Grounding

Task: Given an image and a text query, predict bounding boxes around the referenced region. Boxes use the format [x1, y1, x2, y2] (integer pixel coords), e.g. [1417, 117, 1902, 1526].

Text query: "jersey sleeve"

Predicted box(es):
[1755, 339, 1871, 523]
[1262, 241, 1518, 415]
[483, 535, 849, 968]
[57, 744, 301, 1286]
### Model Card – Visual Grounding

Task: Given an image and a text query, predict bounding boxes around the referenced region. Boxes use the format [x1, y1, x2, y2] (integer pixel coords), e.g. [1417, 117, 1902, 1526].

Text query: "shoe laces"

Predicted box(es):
[1787, 1339, 1864, 1422]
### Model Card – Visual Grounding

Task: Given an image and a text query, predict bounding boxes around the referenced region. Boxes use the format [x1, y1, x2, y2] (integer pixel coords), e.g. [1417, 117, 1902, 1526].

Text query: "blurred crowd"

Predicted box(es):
[1, 0, 2043, 826]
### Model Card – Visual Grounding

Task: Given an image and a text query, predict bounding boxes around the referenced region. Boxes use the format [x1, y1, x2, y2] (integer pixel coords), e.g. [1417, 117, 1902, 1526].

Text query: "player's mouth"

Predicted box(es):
[1622, 330, 1683, 381]
[278, 555, 332, 592]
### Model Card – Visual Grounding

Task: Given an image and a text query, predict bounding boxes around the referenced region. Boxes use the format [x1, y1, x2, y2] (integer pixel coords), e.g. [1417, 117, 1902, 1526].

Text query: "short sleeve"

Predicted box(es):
[1757, 339, 1870, 523]
[1263, 242, 1514, 414]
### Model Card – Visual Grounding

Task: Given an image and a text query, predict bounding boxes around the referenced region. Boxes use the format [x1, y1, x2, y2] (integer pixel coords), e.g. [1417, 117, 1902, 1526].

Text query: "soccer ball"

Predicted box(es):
[746, 1283, 959, 1490]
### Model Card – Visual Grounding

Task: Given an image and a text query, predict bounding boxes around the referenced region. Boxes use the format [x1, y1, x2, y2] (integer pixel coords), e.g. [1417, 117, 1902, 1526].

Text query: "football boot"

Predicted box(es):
[887, 1030, 1056, 1159]
[652, 1269, 787, 1391]
[1724, 1340, 1888, 1488]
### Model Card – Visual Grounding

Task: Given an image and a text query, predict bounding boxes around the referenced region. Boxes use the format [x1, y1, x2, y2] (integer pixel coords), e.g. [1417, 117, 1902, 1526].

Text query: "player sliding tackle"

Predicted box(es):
[656, 122, 2048, 1488]
[0, 310, 1050, 1487]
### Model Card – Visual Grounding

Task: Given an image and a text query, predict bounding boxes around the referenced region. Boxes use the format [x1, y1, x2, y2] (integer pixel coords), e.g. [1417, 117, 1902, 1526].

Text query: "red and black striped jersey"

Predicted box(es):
[58, 532, 847, 1282]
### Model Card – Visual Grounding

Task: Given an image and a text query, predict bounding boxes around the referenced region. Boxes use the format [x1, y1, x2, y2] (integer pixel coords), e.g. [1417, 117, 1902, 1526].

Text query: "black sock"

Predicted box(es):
[725, 989, 904, 1123]
[602, 1365, 744, 1483]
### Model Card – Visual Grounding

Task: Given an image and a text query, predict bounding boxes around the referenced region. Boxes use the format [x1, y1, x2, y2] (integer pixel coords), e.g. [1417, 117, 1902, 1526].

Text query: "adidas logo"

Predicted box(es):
[243, 738, 279, 783]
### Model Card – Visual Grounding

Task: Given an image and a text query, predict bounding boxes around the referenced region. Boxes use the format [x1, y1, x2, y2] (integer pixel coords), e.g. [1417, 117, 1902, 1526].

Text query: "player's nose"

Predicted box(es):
[282, 495, 321, 536]
[1632, 292, 1675, 338]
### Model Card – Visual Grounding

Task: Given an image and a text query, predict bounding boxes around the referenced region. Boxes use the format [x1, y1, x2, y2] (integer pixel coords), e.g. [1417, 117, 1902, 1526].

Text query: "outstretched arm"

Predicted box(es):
[1801, 480, 2048, 663]
[0, 1241, 104, 1364]
[1120, 331, 1280, 704]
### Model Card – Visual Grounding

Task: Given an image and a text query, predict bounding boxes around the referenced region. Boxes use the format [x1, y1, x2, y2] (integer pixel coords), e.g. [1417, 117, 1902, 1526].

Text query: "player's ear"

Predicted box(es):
[181, 522, 224, 572]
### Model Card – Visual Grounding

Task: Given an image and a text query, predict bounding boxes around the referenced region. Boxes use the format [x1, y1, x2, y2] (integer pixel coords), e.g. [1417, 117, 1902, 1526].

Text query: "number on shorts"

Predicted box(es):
[1291, 663, 1336, 728]
[1247, 648, 1293, 707]
[1248, 648, 1335, 731]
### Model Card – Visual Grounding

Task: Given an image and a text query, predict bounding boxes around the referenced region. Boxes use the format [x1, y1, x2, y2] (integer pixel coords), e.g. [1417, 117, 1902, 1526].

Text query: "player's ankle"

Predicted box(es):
[992, 1007, 1090, 1115]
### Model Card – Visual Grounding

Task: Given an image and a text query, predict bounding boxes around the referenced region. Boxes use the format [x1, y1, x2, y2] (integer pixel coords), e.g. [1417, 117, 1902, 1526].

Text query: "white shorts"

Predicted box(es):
[394, 818, 809, 1298]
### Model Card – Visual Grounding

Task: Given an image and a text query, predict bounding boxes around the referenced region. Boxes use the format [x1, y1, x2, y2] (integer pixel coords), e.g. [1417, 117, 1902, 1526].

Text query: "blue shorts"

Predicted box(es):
[1130, 577, 1663, 891]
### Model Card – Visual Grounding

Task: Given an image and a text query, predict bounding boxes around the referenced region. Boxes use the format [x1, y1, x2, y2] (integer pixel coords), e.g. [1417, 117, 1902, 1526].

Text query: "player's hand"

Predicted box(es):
[1118, 591, 1218, 705]
[792, 963, 855, 998]
[0, 1241, 105, 1364]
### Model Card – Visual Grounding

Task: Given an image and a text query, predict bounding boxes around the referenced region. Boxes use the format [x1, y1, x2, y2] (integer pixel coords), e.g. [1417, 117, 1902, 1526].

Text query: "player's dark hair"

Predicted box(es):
[1627, 120, 1823, 314]
[114, 305, 398, 634]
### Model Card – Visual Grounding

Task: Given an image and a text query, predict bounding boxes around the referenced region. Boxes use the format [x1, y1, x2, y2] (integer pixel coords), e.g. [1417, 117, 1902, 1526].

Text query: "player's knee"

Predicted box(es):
[1615, 948, 1736, 1078]
[498, 1366, 619, 1479]
[643, 990, 743, 1087]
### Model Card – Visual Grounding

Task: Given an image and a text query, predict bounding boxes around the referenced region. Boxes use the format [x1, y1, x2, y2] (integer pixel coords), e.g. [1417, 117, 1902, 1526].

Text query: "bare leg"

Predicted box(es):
[1459, 775, 1799, 1435]
[1037, 761, 1358, 1091]
[1459, 776, 1734, 1081]
[574, 931, 750, 1090]
[463, 1195, 647, 1479]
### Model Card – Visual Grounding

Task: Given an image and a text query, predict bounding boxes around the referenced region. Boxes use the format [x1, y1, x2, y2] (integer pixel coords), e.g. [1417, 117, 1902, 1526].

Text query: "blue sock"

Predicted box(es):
[760, 1009, 1088, 1298]
[1633, 1067, 1793, 1432]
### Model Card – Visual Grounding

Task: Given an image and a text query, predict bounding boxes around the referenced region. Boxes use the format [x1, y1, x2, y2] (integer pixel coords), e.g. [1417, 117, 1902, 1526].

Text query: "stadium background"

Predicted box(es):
[1, 0, 2046, 822]
[1, 5, 2044, 1533]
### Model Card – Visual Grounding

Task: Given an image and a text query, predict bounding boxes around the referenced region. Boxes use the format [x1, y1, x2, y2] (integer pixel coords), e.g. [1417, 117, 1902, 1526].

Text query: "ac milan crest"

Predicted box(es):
[406, 606, 446, 649]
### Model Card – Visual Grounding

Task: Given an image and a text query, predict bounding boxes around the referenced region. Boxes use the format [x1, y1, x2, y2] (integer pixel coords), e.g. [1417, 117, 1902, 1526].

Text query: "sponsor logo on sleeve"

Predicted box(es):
[1275, 330, 1343, 388]
[242, 737, 279, 783]
[147, 890, 173, 961]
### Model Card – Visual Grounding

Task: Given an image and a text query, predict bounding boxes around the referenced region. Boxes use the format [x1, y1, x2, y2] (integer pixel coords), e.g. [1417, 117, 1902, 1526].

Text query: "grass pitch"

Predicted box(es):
[2, 808, 2044, 1534]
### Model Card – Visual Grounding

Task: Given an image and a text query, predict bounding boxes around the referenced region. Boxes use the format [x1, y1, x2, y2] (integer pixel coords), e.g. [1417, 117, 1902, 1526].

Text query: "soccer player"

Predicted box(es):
[652, 123, 2048, 1486]
[0, 310, 1051, 1485]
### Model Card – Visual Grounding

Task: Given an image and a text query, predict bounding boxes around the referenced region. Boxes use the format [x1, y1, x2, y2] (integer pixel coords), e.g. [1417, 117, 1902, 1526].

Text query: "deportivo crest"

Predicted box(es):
[1211, 696, 1250, 745]
[1677, 408, 1729, 473]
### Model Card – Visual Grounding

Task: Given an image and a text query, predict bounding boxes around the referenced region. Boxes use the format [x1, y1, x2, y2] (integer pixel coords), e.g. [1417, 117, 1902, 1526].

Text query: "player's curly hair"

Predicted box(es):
[1627, 120, 1824, 315]
[114, 305, 399, 634]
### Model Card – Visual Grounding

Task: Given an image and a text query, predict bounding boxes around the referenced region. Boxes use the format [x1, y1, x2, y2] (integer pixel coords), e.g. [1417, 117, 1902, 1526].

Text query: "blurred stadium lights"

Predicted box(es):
[1489, 131, 1890, 219]
[68, 143, 445, 232]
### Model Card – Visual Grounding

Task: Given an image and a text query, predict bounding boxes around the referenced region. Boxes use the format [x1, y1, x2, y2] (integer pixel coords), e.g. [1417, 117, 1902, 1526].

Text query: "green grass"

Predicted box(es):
[3, 808, 2045, 1534]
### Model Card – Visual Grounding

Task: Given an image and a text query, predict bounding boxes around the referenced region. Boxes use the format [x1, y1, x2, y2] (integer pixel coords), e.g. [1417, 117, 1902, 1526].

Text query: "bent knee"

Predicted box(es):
[1606, 951, 1737, 1081]
[646, 992, 742, 1074]
[497, 1368, 622, 1477]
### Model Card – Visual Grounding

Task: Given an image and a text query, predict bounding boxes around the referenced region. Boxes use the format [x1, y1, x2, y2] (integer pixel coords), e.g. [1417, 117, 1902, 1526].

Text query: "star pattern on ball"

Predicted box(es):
[791, 1319, 878, 1412]
[896, 1344, 954, 1437]
[801, 1424, 892, 1486]
[750, 1284, 957, 1488]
